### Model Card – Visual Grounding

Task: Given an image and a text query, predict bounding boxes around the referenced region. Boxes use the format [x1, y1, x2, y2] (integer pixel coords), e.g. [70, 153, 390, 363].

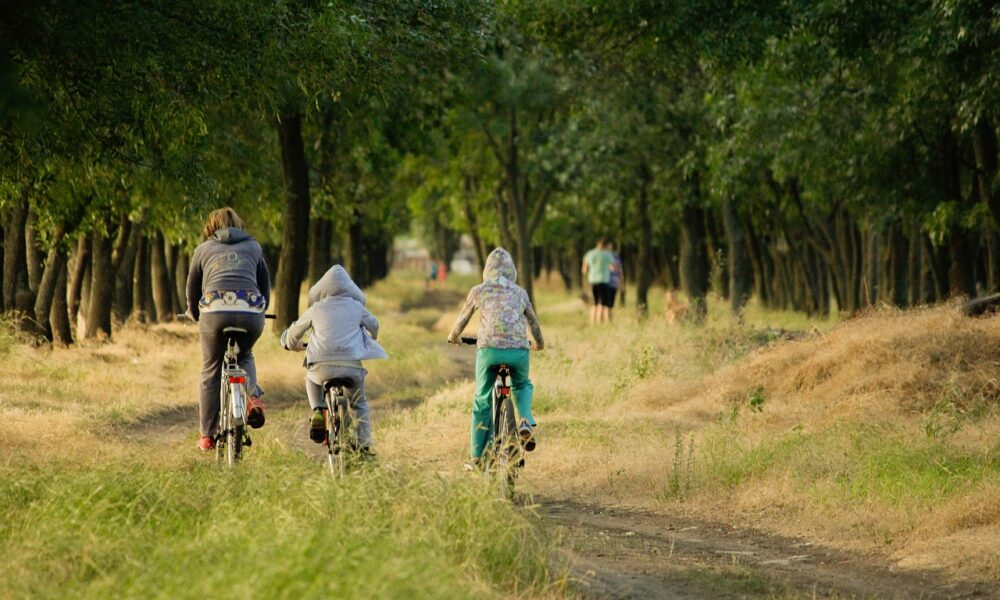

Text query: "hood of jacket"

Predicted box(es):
[212, 227, 252, 244]
[483, 247, 517, 283]
[309, 265, 366, 305]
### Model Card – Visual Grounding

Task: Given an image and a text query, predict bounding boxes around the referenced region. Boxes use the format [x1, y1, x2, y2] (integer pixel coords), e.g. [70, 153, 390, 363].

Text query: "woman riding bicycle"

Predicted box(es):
[447, 247, 544, 468]
[186, 207, 270, 451]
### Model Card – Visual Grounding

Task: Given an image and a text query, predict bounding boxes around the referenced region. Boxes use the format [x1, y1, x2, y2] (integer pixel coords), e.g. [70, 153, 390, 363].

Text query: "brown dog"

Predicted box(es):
[664, 291, 688, 324]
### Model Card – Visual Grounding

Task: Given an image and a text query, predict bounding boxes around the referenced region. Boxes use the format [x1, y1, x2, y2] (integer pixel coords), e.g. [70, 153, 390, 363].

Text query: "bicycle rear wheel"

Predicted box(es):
[225, 386, 244, 466]
[493, 396, 518, 499]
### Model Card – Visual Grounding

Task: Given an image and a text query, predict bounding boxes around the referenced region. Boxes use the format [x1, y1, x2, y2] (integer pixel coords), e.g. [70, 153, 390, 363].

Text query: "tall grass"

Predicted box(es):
[0, 449, 560, 599]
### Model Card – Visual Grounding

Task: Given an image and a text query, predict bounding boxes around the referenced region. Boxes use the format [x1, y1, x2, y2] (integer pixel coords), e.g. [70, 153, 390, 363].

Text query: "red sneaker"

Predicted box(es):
[247, 396, 265, 429]
[198, 435, 216, 451]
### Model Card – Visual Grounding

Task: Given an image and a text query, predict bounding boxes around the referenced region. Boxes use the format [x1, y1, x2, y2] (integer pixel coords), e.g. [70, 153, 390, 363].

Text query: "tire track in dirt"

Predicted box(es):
[538, 499, 995, 599]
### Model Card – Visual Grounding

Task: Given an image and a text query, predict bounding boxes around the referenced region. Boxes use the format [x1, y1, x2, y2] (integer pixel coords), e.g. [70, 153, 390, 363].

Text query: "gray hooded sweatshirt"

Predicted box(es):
[186, 227, 270, 320]
[449, 248, 544, 350]
[280, 265, 388, 365]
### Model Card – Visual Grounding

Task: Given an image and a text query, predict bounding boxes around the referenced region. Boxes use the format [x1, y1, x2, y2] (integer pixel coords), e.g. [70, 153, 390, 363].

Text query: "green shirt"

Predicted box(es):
[583, 248, 614, 284]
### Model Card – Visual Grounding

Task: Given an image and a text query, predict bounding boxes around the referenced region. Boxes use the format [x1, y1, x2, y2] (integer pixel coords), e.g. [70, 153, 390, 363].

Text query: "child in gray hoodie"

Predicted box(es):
[280, 265, 388, 451]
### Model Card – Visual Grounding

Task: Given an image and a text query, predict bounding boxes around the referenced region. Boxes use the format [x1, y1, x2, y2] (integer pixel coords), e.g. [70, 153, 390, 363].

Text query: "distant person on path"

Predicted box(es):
[186, 207, 270, 452]
[581, 238, 616, 324]
[280, 265, 388, 455]
[448, 248, 545, 469]
[426, 259, 439, 289]
[606, 241, 625, 320]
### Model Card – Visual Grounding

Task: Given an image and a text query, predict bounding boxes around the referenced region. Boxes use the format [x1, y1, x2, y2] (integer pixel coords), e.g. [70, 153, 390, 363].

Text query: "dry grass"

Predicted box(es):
[7, 271, 1000, 587]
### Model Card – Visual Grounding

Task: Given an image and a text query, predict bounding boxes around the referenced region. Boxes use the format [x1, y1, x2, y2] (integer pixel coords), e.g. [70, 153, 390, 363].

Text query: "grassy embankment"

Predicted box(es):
[0, 276, 563, 599]
[394, 274, 1000, 582]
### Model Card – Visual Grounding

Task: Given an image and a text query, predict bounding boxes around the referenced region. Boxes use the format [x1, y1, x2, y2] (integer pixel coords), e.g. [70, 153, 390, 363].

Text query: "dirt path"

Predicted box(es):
[538, 499, 995, 599]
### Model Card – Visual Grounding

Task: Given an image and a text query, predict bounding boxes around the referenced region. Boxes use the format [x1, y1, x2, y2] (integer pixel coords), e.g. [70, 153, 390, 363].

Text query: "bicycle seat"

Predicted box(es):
[324, 378, 353, 390]
[223, 327, 248, 335]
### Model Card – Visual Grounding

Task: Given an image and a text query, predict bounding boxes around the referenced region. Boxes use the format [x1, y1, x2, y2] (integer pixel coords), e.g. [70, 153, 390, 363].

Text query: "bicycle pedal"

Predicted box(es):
[517, 458, 525, 468]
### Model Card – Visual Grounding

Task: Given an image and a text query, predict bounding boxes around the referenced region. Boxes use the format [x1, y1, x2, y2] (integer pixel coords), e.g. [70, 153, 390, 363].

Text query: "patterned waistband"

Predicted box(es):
[199, 289, 266, 312]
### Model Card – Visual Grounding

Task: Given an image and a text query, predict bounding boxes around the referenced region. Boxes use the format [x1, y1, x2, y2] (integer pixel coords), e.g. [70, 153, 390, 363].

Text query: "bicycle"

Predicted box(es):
[178, 313, 274, 466]
[456, 336, 526, 498]
[320, 377, 356, 477]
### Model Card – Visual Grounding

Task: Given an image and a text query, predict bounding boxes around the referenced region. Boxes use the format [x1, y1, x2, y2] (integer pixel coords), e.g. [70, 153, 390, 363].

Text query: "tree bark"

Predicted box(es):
[888, 221, 909, 307]
[908, 221, 923, 305]
[51, 262, 72, 345]
[636, 164, 654, 314]
[722, 198, 751, 315]
[973, 119, 1000, 229]
[33, 227, 68, 339]
[68, 235, 90, 324]
[345, 207, 368, 288]
[132, 235, 150, 324]
[679, 198, 710, 321]
[150, 231, 174, 322]
[308, 216, 332, 284]
[113, 221, 141, 323]
[85, 229, 114, 339]
[3, 197, 28, 312]
[173, 245, 188, 311]
[274, 111, 311, 330]
[25, 208, 44, 294]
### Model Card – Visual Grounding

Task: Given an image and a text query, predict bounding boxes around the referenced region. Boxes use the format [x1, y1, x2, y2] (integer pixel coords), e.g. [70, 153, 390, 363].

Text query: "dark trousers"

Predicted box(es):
[198, 311, 265, 436]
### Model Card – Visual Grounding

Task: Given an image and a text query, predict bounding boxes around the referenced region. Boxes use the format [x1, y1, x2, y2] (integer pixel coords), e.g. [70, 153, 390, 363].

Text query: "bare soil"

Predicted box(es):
[537, 499, 996, 599]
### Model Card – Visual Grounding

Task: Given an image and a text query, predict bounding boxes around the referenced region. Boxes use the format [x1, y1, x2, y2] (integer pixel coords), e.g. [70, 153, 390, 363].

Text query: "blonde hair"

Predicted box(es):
[203, 207, 245, 240]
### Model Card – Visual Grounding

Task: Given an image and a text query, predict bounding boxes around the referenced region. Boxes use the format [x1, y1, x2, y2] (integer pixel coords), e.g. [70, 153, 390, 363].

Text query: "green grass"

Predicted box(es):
[674, 422, 1000, 509]
[0, 449, 561, 599]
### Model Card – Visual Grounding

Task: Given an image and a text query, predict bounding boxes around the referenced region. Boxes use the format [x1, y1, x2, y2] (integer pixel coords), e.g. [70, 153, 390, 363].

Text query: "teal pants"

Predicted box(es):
[470, 347, 535, 459]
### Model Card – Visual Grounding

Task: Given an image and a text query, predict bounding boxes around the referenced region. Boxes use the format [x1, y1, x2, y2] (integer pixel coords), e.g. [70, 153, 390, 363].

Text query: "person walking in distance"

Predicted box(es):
[581, 238, 616, 324]
[186, 207, 270, 451]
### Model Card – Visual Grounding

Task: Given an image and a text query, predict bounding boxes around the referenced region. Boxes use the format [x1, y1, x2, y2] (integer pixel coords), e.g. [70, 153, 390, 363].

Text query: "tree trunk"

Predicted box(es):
[888, 221, 909, 307]
[949, 230, 977, 298]
[274, 111, 311, 330]
[908, 221, 923, 305]
[3, 197, 28, 312]
[346, 207, 367, 288]
[973, 119, 1000, 229]
[25, 208, 44, 294]
[679, 201, 710, 321]
[722, 198, 750, 315]
[68, 235, 90, 324]
[85, 229, 114, 339]
[113, 221, 141, 323]
[865, 227, 880, 306]
[173, 246, 188, 311]
[33, 227, 68, 339]
[51, 262, 72, 345]
[636, 164, 654, 314]
[150, 231, 174, 322]
[461, 179, 487, 269]
[308, 216, 332, 284]
[132, 236, 150, 324]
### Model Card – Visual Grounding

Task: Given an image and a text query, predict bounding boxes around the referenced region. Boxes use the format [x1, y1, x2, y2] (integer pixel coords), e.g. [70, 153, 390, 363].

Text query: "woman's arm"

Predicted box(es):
[524, 296, 545, 350]
[447, 289, 478, 343]
[256, 247, 271, 307]
[185, 247, 203, 321]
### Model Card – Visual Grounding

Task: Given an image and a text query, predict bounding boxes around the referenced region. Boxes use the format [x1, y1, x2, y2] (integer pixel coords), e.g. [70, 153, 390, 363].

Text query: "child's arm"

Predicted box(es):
[524, 296, 545, 350]
[361, 307, 380, 340]
[447, 289, 478, 343]
[280, 306, 314, 351]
